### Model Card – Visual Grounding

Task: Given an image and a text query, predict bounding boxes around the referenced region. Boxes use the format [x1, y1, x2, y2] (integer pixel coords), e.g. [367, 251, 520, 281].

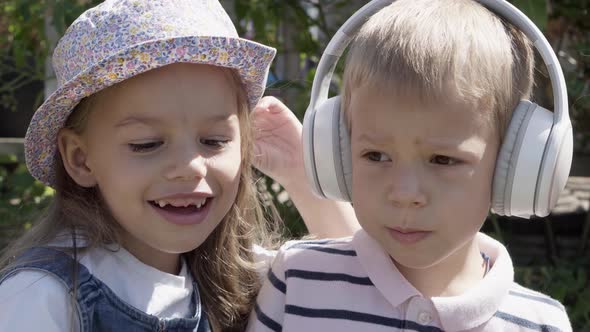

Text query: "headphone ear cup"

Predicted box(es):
[492, 100, 559, 218]
[339, 100, 353, 201]
[491, 101, 534, 216]
[306, 96, 351, 201]
[534, 122, 573, 217]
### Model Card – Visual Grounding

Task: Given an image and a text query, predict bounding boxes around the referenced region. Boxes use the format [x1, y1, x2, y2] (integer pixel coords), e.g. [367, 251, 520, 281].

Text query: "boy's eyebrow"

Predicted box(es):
[358, 133, 484, 153]
[356, 134, 463, 147]
[356, 133, 389, 145]
[420, 138, 466, 149]
[422, 137, 487, 160]
[421, 136, 488, 151]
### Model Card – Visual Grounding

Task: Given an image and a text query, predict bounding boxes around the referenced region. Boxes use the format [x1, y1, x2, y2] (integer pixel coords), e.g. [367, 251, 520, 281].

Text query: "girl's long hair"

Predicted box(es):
[0, 68, 280, 331]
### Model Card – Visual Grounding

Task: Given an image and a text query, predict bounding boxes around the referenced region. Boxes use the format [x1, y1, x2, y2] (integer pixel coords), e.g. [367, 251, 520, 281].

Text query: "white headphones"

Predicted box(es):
[302, 0, 573, 218]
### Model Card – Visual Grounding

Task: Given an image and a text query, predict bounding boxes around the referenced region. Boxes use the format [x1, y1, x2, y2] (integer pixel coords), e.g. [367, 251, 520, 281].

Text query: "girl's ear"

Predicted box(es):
[57, 128, 97, 187]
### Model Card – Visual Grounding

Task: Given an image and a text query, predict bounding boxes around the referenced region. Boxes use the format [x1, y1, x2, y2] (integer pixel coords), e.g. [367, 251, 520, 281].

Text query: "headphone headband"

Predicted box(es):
[307, 0, 568, 124]
[303, 0, 573, 218]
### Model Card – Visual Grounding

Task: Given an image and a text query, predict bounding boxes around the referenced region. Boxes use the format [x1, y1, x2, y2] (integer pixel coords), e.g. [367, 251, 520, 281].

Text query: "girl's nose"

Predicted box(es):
[164, 147, 207, 182]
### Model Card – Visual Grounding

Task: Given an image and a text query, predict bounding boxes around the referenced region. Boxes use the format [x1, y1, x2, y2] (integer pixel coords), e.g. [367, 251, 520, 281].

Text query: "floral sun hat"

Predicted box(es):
[25, 0, 276, 187]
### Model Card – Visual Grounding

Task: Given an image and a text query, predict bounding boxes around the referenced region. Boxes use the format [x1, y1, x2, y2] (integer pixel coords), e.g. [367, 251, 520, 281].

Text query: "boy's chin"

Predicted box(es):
[381, 242, 454, 271]
[389, 253, 449, 271]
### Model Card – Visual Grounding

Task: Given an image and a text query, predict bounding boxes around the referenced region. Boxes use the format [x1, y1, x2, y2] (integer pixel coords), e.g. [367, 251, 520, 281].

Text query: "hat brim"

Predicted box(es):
[25, 36, 276, 187]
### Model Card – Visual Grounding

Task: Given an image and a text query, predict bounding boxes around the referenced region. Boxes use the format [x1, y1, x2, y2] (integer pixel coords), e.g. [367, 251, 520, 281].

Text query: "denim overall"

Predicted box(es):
[0, 247, 211, 332]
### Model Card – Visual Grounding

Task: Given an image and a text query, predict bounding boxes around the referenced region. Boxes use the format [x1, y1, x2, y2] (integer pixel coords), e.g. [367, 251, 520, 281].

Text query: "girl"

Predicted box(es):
[0, 1, 357, 331]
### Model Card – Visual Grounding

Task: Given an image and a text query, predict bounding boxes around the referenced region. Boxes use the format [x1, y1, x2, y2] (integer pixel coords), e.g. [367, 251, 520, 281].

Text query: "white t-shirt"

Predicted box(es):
[0, 240, 276, 332]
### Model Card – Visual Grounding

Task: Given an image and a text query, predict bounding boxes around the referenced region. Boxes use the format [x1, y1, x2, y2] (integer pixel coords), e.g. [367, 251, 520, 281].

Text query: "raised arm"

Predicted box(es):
[252, 97, 360, 238]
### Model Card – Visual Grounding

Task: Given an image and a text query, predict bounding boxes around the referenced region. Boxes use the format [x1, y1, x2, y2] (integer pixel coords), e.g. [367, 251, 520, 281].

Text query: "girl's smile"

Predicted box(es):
[60, 63, 244, 271]
[149, 192, 214, 226]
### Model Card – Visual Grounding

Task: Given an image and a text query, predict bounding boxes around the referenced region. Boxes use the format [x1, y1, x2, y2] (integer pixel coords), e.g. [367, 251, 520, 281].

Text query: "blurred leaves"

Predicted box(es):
[0, 160, 52, 233]
[511, 0, 548, 30]
[516, 257, 590, 331]
[0, 0, 103, 112]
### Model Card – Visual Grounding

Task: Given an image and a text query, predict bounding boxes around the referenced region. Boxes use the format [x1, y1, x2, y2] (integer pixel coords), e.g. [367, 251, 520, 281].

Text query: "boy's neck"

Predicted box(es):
[394, 238, 487, 298]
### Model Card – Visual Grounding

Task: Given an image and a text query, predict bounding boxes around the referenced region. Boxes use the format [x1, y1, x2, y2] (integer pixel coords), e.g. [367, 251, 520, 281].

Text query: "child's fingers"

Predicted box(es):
[253, 97, 273, 113]
[252, 96, 301, 131]
[256, 96, 290, 114]
[266, 98, 288, 114]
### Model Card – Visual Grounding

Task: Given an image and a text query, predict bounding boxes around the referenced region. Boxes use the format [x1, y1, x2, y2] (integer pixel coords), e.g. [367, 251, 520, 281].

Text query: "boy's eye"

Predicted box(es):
[128, 141, 163, 152]
[430, 155, 458, 165]
[364, 151, 391, 162]
[200, 138, 230, 149]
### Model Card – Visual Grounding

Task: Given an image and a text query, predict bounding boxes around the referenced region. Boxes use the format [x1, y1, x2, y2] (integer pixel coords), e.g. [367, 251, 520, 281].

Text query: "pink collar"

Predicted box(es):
[352, 230, 514, 331]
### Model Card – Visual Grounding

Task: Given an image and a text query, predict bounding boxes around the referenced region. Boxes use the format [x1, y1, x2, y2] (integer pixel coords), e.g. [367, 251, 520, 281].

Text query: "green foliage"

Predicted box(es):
[0, 0, 103, 112]
[232, 0, 348, 55]
[1, 0, 103, 64]
[230, 0, 351, 116]
[509, 0, 590, 152]
[0, 159, 52, 243]
[1, 0, 46, 68]
[516, 257, 590, 331]
[553, 1, 590, 153]
[510, 0, 548, 30]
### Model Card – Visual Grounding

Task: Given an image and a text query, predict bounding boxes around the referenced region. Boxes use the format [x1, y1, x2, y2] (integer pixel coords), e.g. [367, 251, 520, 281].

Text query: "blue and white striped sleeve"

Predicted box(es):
[246, 244, 290, 332]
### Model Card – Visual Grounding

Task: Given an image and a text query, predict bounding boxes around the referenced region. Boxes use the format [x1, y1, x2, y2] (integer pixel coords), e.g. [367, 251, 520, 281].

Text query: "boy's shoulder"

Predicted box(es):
[280, 236, 356, 255]
[498, 282, 571, 331]
[273, 236, 360, 269]
[507, 282, 567, 312]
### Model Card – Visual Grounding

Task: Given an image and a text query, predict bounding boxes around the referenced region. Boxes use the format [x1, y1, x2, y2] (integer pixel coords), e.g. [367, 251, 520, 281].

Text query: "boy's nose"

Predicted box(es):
[386, 168, 427, 208]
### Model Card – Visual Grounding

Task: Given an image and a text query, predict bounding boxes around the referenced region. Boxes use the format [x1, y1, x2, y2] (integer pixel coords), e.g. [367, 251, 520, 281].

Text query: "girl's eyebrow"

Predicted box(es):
[115, 116, 160, 128]
[115, 113, 237, 128]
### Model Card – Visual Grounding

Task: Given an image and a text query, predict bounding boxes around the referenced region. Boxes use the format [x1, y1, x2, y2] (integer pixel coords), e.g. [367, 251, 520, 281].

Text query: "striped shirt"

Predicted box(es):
[248, 230, 572, 332]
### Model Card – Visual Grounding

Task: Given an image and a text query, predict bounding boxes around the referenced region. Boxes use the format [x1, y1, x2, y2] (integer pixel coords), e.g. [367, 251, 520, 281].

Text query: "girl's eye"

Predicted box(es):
[364, 151, 391, 162]
[200, 138, 229, 149]
[430, 155, 459, 165]
[128, 141, 163, 153]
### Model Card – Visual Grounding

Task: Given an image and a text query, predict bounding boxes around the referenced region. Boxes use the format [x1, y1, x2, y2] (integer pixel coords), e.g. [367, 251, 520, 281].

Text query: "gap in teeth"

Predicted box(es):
[155, 198, 207, 208]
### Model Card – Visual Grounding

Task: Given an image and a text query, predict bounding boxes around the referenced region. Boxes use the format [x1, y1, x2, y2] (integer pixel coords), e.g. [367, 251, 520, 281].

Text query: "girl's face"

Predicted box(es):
[61, 63, 243, 273]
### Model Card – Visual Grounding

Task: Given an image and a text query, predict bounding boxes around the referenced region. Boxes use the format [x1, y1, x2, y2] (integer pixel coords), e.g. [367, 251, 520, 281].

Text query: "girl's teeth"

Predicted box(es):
[154, 198, 208, 208]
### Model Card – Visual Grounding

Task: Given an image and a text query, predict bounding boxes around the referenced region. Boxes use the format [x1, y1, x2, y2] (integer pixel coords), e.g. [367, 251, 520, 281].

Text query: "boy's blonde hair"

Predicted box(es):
[342, 0, 535, 139]
[0, 68, 279, 331]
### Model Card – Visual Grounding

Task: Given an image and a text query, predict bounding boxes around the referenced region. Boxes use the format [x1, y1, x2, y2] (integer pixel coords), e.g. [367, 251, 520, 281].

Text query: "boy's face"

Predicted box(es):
[349, 84, 499, 270]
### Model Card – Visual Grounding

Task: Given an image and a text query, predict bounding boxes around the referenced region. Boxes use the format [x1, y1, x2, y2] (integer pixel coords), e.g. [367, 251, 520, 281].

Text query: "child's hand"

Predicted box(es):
[252, 96, 361, 237]
[252, 96, 305, 188]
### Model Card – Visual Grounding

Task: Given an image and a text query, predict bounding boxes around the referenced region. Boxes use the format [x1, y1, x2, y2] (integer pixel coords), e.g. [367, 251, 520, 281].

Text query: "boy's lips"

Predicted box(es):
[387, 227, 432, 245]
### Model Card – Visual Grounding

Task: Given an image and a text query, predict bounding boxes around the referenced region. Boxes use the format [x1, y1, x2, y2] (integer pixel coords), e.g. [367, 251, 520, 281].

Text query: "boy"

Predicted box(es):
[247, 0, 572, 331]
